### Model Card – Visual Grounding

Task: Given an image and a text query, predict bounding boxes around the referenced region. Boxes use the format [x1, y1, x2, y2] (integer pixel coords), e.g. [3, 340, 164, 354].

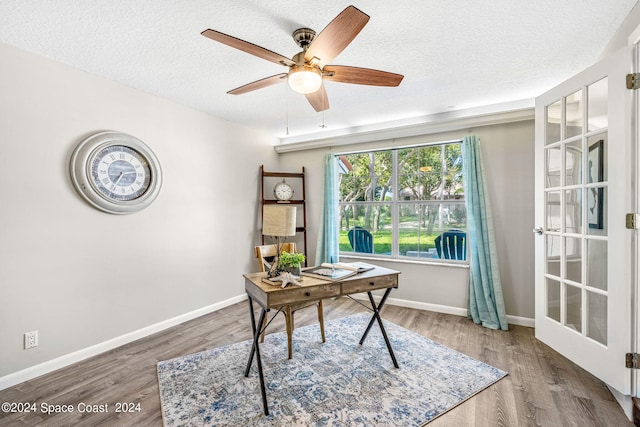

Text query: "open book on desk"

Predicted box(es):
[301, 262, 376, 281]
[321, 262, 376, 273]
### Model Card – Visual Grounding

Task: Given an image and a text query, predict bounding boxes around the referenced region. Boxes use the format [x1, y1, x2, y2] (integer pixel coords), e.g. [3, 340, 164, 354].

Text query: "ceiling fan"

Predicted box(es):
[201, 5, 404, 112]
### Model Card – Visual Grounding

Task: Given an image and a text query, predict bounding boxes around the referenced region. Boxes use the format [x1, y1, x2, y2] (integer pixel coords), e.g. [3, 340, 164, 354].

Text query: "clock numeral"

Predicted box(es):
[110, 154, 116, 161]
[102, 178, 110, 185]
[109, 184, 116, 191]
[119, 153, 125, 160]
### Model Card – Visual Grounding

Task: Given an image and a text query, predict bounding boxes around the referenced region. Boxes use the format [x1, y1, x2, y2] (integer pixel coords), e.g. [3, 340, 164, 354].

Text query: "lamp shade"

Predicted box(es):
[262, 205, 297, 237]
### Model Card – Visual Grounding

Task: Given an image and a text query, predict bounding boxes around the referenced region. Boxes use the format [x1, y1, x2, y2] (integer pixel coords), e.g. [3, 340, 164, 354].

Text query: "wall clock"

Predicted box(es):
[70, 131, 162, 214]
[273, 179, 294, 202]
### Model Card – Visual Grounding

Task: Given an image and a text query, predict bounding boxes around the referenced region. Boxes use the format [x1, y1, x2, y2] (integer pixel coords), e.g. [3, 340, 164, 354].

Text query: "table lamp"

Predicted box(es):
[262, 204, 297, 277]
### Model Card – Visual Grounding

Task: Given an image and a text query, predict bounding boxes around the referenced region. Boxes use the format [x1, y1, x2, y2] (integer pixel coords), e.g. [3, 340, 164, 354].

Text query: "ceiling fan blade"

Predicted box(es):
[323, 65, 404, 86]
[227, 73, 288, 95]
[202, 29, 295, 67]
[304, 6, 369, 68]
[305, 85, 329, 112]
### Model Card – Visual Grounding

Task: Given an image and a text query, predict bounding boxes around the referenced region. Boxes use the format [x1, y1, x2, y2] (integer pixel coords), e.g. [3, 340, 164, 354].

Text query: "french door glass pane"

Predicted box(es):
[546, 146, 561, 187]
[587, 291, 607, 345]
[587, 135, 607, 183]
[565, 90, 583, 138]
[566, 284, 582, 333]
[587, 78, 608, 131]
[587, 239, 607, 291]
[546, 235, 561, 276]
[587, 186, 607, 235]
[565, 237, 581, 283]
[546, 191, 561, 231]
[565, 140, 582, 185]
[546, 99, 562, 145]
[565, 189, 582, 234]
[547, 278, 561, 322]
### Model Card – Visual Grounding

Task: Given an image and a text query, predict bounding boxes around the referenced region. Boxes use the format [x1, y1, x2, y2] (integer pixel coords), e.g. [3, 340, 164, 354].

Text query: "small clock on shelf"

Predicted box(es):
[273, 179, 294, 202]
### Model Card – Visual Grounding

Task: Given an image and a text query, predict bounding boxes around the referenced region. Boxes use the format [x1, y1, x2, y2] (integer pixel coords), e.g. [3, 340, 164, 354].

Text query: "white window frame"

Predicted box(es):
[336, 139, 468, 263]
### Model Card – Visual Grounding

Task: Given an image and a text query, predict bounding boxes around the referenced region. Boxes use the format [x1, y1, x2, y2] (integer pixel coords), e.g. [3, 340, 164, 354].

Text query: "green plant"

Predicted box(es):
[278, 251, 305, 268]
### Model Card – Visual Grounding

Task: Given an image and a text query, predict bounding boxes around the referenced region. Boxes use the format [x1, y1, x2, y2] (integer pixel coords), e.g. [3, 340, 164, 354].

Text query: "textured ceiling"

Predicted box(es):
[0, 1, 636, 140]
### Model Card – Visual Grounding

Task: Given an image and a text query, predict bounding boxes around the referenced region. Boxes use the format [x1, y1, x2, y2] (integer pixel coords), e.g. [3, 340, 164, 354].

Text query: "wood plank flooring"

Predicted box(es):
[0, 297, 632, 426]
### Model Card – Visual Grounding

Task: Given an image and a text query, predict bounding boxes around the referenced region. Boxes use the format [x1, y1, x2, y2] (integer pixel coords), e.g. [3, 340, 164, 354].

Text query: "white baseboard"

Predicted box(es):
[0, 294, 247, 391]
[607, 385, 633, 421]
[1, 292, 534, 391]
[350, 294, 535, 328]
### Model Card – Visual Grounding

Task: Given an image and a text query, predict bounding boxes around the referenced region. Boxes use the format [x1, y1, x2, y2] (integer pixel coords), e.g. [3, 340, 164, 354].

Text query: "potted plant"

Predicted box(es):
[278, 251, 305, 276]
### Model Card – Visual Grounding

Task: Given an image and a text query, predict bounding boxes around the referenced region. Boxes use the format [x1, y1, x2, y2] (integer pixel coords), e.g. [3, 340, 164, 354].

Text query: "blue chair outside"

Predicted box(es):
[348, 227, 373, 253]
[435, 229, 467, 260]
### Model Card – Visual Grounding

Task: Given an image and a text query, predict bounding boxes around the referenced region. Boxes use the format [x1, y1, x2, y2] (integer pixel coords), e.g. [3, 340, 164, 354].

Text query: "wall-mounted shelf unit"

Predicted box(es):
[260, 165, 307, 265]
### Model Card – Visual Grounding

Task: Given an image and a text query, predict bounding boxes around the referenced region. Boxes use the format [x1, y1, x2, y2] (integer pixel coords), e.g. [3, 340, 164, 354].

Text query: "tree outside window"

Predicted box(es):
[337, 142, 466, 260]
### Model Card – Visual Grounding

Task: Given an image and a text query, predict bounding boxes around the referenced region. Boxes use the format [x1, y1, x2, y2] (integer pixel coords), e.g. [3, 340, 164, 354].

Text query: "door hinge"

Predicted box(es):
[627, 353, 640, 368]
[626, 213, 640, 229]
[627, 73, 640, 89]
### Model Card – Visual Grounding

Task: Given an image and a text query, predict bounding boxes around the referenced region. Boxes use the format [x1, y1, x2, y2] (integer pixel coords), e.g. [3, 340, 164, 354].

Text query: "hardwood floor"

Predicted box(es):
[0, 297, 632, 426]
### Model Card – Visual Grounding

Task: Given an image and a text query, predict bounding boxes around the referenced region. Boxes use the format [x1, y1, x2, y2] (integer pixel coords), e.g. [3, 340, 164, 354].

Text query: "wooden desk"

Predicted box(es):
[243, 266, 400, 415]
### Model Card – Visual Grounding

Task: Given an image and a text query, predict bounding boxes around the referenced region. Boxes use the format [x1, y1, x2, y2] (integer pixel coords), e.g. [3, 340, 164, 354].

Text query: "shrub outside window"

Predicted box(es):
[337, 142, 466, 261]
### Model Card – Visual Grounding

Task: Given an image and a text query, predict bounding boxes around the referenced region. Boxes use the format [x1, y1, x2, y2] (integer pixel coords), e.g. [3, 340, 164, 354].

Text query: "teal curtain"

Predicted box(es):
[462, 135, 508, 330]
[315, 154, 339, 265]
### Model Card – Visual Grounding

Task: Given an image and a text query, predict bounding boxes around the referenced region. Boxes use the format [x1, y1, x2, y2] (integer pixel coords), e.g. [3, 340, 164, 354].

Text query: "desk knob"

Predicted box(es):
[369, 282, 375, 286]
[305, 292, 311, 297]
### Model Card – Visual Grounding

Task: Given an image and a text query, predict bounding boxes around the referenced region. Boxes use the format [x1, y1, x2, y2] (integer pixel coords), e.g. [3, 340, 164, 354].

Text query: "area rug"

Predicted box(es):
[157, 313, 507, 426]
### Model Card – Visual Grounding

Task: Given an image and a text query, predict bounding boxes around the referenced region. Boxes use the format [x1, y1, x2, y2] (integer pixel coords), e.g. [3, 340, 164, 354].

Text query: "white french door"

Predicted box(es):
[534, 45, 635, 394]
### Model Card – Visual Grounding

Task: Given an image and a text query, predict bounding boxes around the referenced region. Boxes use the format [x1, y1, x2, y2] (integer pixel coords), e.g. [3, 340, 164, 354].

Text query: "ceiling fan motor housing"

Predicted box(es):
[292, 28, 316, 49]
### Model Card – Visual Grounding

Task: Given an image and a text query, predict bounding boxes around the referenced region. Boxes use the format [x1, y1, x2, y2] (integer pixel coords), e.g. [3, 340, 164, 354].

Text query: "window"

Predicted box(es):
[337, 141, 466, 261]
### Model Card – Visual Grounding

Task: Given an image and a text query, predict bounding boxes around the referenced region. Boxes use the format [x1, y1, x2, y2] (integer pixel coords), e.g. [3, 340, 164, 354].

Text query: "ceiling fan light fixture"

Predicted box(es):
[288, 65, 322, 94]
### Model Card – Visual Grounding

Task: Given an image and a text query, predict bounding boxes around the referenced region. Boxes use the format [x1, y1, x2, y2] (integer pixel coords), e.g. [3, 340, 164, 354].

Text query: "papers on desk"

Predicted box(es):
[302, 262, 376, 281]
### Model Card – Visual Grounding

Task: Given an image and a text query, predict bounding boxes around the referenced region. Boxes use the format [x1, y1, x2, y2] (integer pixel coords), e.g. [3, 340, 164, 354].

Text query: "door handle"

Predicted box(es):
[533, 227, 544, 235]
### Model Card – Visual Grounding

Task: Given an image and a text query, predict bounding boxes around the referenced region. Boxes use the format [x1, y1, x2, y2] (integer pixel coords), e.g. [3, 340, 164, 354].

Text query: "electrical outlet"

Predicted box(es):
[24, 331, 38, 349]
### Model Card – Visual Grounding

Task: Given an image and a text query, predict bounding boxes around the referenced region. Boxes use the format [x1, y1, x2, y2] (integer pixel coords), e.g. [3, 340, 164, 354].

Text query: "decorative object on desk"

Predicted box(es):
[262, 204, 297, 278]
[69, 131, 162, 214]
[278, 251, 305, 276]
[262, 271, 302, 288]
[157, 313, 507, 426]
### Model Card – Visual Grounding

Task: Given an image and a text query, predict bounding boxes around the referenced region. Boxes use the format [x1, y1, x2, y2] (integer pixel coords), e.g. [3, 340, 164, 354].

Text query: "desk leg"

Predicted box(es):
[359, 288, 399, 368]
[244, 296, 269, 415]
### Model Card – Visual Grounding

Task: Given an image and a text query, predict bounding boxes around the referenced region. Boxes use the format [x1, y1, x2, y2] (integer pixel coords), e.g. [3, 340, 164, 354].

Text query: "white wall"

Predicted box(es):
[0, 42, 279, 378]
[278, 119, 535, 320]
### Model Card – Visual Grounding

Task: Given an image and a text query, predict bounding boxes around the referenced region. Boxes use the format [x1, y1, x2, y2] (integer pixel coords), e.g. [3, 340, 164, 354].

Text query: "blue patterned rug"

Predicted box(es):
[157, 313, 507, 426]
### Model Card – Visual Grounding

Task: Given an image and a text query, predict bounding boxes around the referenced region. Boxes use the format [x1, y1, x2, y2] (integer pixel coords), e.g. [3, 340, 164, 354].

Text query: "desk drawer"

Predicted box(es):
[342, 274, 398, 295]
[269, 283, 341, 306]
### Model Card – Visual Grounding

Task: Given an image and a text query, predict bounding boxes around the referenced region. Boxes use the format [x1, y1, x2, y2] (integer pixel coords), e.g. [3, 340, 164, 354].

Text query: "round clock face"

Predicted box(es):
[70, 131, 162, 214]
[274, 181, 293, 201]
[90, 145, 151, 201]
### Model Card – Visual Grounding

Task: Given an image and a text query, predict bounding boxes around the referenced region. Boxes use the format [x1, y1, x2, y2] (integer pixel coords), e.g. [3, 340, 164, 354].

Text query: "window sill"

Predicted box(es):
[339, 254, 470, 269]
